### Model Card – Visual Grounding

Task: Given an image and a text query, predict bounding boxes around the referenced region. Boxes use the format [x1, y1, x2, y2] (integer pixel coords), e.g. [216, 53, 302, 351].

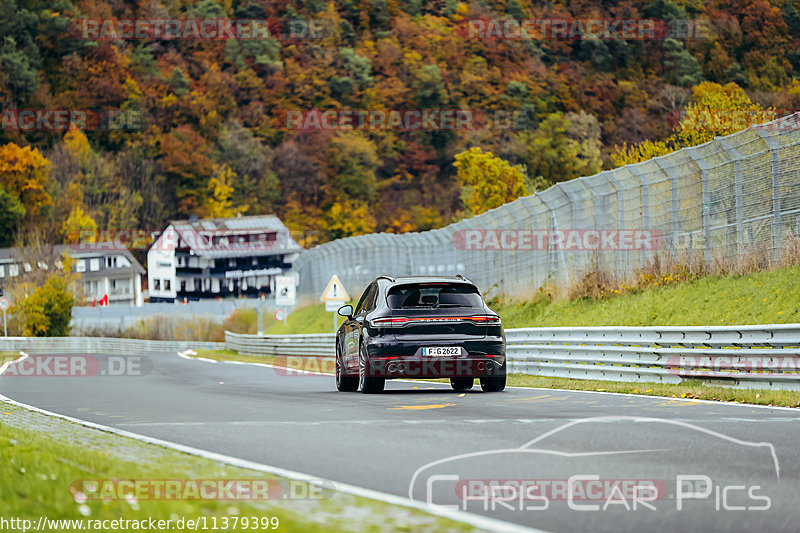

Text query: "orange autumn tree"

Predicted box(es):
[0, 142, 52, 218]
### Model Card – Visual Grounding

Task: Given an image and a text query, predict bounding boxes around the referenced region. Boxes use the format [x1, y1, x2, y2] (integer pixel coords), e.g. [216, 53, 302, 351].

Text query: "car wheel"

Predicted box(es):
[450, 377, 474, 391]
[359, 345, 385, 394]
[336, 345, 358, 392]
[480, 363, 506, 392]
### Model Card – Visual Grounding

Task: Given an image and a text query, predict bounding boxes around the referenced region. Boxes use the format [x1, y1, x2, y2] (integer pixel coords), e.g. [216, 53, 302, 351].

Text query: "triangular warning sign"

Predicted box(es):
[320, 274, 349, 301]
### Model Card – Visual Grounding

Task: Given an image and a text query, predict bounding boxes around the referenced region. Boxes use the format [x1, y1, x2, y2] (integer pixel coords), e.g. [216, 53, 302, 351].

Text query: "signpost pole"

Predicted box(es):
[0, 297, 9, 336]
[284, 306, 288, 327]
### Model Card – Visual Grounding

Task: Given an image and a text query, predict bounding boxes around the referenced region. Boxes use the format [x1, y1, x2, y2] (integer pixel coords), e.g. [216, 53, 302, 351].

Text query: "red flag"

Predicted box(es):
[98, 294, 109, 307]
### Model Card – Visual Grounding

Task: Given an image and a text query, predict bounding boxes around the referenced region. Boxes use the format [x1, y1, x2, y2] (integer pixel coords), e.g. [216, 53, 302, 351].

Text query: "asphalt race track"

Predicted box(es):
[2, 352, 799, 532]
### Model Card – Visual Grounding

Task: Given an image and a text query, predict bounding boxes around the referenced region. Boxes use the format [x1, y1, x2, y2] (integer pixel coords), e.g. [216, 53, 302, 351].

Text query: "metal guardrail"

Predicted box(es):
[224, 331, 336, 357]
[505, 324, 800, 389]
[4, 325, 798, 389]
[0, 337, 224, 354]
[226, 325, 800, 389]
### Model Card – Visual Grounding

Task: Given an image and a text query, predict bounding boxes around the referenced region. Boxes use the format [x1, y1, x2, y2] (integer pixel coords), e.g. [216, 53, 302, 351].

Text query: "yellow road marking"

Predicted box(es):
[390, 403, 458, 410]
[658, 400, 702, 406]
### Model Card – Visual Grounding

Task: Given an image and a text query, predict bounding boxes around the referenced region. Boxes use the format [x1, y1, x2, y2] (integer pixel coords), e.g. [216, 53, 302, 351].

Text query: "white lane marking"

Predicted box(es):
[0, 352, 28, 376]
[115, 416, 800, 428]
[174, 352, 800, 411]
[176, 351, 331, 376]
[0, 395, 542, 533]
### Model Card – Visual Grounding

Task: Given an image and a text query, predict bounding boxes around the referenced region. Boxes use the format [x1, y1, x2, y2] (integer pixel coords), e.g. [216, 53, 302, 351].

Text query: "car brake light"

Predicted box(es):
[370, 315, 500, 327]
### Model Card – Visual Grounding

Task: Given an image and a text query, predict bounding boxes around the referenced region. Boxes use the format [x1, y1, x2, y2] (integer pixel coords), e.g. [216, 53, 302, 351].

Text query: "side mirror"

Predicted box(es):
[337, 305, 353, 318]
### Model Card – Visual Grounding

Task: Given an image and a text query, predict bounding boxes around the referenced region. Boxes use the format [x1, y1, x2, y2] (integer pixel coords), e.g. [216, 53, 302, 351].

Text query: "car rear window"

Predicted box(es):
[386, 283, 484, 309]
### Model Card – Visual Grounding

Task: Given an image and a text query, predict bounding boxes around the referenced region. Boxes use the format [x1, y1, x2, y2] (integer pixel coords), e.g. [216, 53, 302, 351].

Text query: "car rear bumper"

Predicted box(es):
[365, 355, 506, 378]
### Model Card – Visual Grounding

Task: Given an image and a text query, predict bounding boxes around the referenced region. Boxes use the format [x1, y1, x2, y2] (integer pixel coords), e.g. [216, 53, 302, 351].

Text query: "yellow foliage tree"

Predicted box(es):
[612, 82, 775, 166]
[63, 127, 92, 163]
[453, 147, 527, 216]
[63, 206, 97, 244]
[205, 164, 245, 218]
[0, 142, 52, 216]
[325, 200, 377, 239]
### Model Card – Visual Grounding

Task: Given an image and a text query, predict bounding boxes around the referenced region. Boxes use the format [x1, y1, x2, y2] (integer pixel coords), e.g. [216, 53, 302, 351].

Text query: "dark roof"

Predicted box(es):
[155, 214, 304, 258]
[379, 275, 475, 286]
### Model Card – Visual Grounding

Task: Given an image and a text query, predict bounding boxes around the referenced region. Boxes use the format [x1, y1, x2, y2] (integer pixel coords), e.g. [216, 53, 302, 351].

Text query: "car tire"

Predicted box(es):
[450, 377, 474, 391]
[336, 345, 358, 392]
[359, 345, 385, 394]
[480, 363, 506, 392]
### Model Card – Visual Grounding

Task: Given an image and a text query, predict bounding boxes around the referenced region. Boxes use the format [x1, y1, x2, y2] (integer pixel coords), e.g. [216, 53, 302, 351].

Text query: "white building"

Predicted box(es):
[0, 245, 145, 307]
[147, 215, 303, 302]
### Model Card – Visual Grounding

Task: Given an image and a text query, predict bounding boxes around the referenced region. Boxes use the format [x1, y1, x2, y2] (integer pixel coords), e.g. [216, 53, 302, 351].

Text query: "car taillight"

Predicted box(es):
[470, 315, 502, 325]
[370, 315, 500, 327]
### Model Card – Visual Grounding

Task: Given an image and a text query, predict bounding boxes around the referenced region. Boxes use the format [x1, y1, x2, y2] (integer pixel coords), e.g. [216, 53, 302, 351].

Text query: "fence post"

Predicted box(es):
[685, 148, 712, 269]
[628, 165, 650, 230]
[715, 138, 744, 259]
[653, 158, 681, 258]
[604, 171, 629, 275]
[539, 195, 568, 285]
[753, 128, 782, 263]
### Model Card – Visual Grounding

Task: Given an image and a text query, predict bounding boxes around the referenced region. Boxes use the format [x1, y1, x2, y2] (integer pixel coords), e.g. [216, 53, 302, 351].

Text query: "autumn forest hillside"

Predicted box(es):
[1, 0, 799, 249]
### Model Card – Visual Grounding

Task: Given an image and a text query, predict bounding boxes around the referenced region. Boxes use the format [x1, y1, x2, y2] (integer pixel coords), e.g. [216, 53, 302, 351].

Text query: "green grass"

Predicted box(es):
[494, 263, 800, 328]
[266, 264, 800, 333]
[263, 302, 355, 335]
[0, 402, 475, 532]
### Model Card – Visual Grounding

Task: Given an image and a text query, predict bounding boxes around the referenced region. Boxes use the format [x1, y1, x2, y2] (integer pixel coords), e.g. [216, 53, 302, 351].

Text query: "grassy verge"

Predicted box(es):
[493, 263, 800, 328]
[0, 402, 474, 532]
[506, 375, 800, 407]
[192, 350, 799, 407]
[267, 264, 800, 333]
[263, 303, 355, 335]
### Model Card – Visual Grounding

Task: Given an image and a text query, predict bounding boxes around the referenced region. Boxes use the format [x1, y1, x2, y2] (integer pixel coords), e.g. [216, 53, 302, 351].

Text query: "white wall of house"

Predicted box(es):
[146, 227, 177, 300]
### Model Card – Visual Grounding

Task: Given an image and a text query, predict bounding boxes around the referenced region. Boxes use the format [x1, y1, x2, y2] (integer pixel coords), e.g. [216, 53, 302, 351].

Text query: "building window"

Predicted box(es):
[89, 258, 100, 271]
[165, 279, 171, 291]
[76, 260, 86, 273]
[9, 264, 19, 277]
[228, 258, 236, 267]
[177, 256, 185, 267]
[0, 265, 4, 278]
[154, 279, 161, 291]
[106, 256, 117, 268]
[180, 280, 186, 292]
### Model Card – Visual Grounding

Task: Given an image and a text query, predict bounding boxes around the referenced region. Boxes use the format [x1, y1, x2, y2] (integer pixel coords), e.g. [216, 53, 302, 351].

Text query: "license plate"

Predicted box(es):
[423, 346, 461, 356]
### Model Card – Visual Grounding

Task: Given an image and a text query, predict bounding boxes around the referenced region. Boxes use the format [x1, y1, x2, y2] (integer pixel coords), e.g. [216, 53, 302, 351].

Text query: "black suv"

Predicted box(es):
[335, 275, 506, 393]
